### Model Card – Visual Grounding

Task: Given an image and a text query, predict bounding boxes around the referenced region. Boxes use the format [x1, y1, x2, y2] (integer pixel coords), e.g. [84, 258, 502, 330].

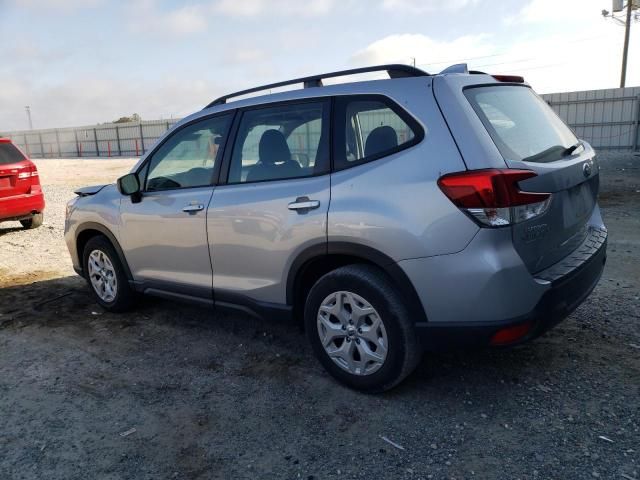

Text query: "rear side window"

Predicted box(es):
[0, 143, 26, 164]
[227, 101, 329, 184]
[465, 85, 578, 163]
[334, 96, 423, 170]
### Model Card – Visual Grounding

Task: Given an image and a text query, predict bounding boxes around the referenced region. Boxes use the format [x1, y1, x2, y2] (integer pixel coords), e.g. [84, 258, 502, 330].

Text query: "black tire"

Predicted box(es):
[82, 235, 136, 312]
[20, 212, 43, 229]
[304, 264, 421, 392]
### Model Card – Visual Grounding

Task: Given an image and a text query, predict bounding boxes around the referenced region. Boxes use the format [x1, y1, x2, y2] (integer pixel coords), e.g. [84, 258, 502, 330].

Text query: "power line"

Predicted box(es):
[418, 53, 506, 67]
[497, 62, 566, 73]
[417, 33, 611, 71]
[472, 57, 536, 69]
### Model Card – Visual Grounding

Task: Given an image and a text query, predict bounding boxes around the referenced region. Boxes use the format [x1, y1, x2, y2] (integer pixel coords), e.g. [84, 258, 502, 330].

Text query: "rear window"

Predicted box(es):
[465, 86, 578, 163]
[0, 142, 26, 164]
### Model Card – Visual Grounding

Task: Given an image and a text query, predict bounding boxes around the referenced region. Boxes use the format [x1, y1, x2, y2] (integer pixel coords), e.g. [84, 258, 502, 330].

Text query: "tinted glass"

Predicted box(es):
[344, 100, 416, 164]
[145, 114, 232, 191]
[465, 86, 578, 163]
[0, 143, 27, 164]
[228, 102, 328, 183]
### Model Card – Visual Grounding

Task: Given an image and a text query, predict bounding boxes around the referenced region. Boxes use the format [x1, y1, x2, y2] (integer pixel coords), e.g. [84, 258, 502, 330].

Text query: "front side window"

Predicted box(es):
[335, 97, 422, 170]
[228, 101, 329, 184]
[145, 114, 232, 191]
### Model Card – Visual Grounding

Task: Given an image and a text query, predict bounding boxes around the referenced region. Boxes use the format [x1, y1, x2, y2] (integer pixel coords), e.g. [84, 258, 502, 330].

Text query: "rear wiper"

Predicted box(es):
[563, 141, 582, 156]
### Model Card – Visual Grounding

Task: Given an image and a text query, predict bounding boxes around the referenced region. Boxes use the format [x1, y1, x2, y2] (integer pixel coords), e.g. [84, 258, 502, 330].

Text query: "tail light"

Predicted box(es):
[24, 164, 39, 179]
[18, 169, 39, 179]
[438, 169, 551, 227]
[17, 164, 40, 195]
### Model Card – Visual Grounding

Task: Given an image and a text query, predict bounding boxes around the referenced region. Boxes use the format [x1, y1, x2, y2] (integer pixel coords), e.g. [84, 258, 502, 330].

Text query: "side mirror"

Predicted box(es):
[117, 173, 142, 202]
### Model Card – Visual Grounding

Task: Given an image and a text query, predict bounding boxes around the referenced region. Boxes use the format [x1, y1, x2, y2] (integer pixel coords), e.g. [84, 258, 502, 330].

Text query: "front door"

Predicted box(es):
[119, 112, 233, 299]
[208, 100, 331, 306]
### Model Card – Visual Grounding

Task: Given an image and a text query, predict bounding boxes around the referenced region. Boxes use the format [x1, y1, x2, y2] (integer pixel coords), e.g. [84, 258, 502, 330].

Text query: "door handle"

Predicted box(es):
[288, 197, 320, 212]
[182, 204, 204, 213]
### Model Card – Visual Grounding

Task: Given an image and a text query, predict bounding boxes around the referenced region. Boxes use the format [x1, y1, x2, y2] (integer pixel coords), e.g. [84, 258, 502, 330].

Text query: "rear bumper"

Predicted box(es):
[416, 236, 607, 351]
[0, 192, 45, 221]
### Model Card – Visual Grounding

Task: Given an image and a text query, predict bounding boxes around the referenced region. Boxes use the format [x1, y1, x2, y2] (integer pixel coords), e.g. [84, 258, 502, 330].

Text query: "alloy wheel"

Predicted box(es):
[316, 290, 388, 376]
[87, 249, 118, 303]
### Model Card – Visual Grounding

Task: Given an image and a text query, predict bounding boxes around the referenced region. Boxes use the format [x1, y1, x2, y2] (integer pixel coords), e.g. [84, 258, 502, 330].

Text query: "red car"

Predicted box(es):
[0, 138, 45, 229]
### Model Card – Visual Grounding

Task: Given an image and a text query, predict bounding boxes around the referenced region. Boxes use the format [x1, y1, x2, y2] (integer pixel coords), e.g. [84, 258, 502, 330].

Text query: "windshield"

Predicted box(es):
[465, 85, 578, 163]
[0, 142, 27, 164]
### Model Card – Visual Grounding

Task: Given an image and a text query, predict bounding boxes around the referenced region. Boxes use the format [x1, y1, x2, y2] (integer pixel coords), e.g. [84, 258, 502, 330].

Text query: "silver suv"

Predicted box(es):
[65, 64, 607, 392]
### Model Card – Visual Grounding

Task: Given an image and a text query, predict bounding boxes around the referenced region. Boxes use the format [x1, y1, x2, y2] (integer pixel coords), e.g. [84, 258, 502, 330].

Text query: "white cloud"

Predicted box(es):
[212, 0, 336, 17]
[127, 1, 207, 36]
[224, 47, 269, 65]
[381, 0, 479, 13]
[9, 0, 103, 9]
[350, 33, 494, 71]
[495, 0, 637, 92]
[161, 5, 207, 35]
[349, 24, 638, 94]
[510, 0, 603, 23]
[0, 75, 225, 131]
[481, 30, 626, 93]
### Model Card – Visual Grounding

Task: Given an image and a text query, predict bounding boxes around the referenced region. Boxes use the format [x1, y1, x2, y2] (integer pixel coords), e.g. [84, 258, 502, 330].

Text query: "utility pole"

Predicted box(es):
[25, 106, 33, 130]
[603, 1, 638, 88]
[410, 56, 416, 68]
[620, 0, 633, 87]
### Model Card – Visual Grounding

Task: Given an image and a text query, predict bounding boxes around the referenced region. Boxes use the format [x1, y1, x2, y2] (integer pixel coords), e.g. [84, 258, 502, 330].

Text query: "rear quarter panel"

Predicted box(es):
[432, 74, 509, 170]
[328, 77, 478, 261]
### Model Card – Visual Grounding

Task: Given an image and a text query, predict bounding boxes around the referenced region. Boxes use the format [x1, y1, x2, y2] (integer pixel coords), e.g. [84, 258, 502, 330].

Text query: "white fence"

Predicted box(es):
[541, 86, 640, 151]
[2, 86, 639, 158]
[2, 119, 179, 158]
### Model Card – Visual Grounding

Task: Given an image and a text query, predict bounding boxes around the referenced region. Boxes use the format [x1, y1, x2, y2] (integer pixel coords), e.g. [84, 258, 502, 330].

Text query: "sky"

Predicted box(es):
[0, 0, 638, 131]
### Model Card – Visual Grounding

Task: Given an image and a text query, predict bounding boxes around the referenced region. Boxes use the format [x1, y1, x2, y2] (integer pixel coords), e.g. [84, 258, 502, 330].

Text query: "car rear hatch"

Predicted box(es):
[435, 76, 600, 274]
[0, 141, 37, 199]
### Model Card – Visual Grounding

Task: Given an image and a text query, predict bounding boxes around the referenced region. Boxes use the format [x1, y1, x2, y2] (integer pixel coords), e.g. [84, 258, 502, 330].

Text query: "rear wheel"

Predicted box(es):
[20, 213, 43, 229]
[83, 236, 135, 312]
[304, 264, 421, 392]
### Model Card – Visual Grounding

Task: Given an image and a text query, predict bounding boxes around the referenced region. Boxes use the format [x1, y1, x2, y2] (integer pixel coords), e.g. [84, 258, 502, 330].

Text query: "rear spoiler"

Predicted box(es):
[74, 184, 108, 197]
[440, 64, 525, 83]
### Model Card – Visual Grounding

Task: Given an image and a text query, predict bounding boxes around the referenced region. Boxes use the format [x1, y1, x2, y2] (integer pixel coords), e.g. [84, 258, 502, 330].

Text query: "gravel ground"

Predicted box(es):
[0, 154, 639, 480]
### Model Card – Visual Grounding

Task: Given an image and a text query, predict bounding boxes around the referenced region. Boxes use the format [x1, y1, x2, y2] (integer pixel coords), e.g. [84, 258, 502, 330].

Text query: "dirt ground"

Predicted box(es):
[1, 154, 639, 480]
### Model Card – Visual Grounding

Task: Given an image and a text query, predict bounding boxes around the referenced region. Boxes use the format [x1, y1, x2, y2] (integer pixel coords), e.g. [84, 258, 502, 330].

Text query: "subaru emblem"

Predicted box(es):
[583, 162, 592, 178]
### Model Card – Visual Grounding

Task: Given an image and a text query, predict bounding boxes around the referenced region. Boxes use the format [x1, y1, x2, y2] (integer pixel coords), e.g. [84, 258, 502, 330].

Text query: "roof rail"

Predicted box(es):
[205, 64, 429, 108]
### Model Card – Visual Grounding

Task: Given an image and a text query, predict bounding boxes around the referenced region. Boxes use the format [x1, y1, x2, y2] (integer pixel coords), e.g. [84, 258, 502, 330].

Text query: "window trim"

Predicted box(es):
[135, 110, 236, 193]
[332, 94, 425, 172]
[219, 97, 332, 186]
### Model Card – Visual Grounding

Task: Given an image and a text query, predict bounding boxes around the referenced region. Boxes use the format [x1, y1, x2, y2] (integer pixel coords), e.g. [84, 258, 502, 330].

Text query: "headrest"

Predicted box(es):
[259, 129, 291, 165]
[364, 126, 398, 157]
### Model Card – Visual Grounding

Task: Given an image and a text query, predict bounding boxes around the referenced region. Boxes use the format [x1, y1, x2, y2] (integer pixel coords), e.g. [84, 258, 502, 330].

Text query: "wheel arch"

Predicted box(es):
[287, 242, 427, 325]
[76, 222, 133, 280]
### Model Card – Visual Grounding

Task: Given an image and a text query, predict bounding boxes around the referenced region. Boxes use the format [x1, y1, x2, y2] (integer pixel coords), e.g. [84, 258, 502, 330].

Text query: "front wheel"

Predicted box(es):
[83, 236, 136, 312]
[304, 264, 421, 392]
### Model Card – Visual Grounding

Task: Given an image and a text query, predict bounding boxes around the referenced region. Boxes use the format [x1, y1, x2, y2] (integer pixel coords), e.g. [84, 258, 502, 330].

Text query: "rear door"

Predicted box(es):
[463, 84, 601, 272]
[207, 99, 330, 306]
[0, 141, 33, 200]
